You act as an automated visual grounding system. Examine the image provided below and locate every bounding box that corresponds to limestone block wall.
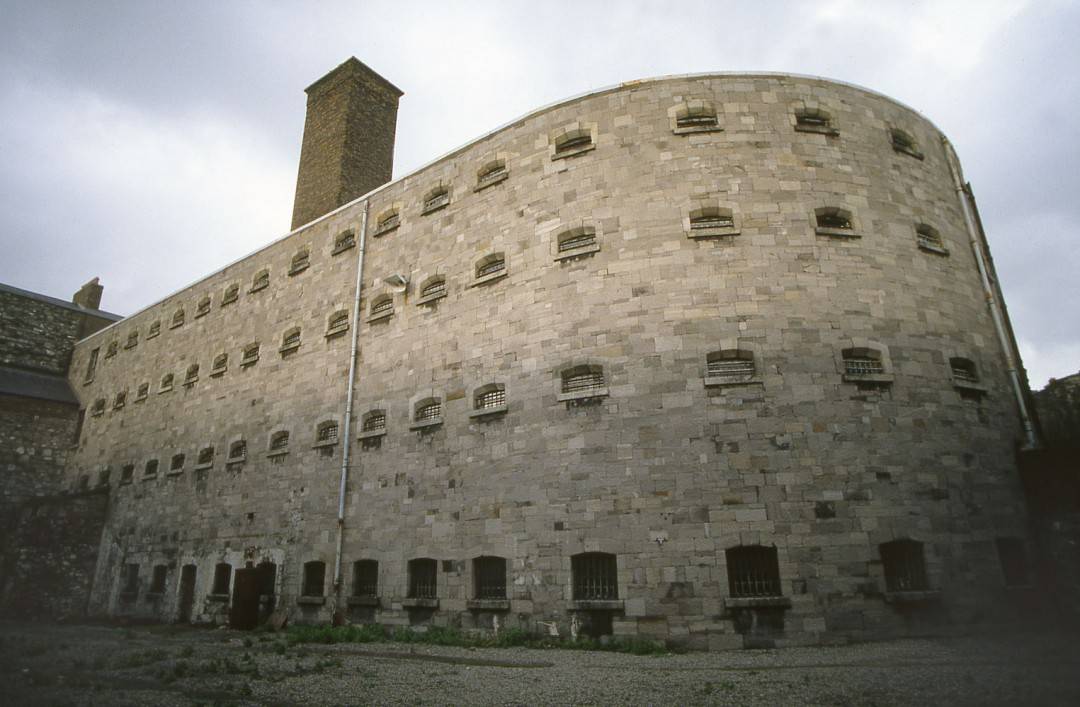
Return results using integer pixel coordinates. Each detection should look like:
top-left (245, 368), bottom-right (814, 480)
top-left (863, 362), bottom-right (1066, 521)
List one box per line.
top-left (67, 73), bottom-right (1029, 646)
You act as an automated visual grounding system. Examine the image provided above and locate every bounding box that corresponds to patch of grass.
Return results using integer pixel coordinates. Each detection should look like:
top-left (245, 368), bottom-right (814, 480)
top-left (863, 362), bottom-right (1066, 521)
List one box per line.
top-left (179, 645), bottom-right (195, 658)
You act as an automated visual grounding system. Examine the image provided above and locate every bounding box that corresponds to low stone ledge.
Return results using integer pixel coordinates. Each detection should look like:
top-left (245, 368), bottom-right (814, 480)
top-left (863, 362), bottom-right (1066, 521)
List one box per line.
top-left (723, 596), bottom-right (792, 610)
top-left (570, 599), bottom-right (624, 611)
top-left (297, 595), bottom-right (326, 606)
top-left (884, 590), bottom-right (941, 604)
top-left (401, 597), bottom-right (439, 609)
top-left (347, 595), bottom-right (380, 607)
top-left (467, 599), bottom-right (511, 611)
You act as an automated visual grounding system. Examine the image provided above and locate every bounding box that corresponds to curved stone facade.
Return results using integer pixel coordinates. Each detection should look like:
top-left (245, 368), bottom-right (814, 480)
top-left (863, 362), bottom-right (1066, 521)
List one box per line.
top-left (65, 73), bottom-right (1029, 647)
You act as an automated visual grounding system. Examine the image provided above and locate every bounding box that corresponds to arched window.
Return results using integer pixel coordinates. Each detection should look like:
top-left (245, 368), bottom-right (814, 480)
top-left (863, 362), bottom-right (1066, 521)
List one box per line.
top-left (706, 349), bottom-right (756, 383)
top-left (159, 373), bottom-right (174, 393)
top-left (414, 398), bottom-right (442, 425)
top-left (842, 347), bottom-right (884, 376)
top-left (555, 226), bottom-right (599, 258)
top-left (269, 430), bottom-right (290, 452)
top-left (950, 357), bottom-right (979, 385)
top-left (241, 343), bottom-right (260, 367)
top-left (221, 283), bottom-right (239, 305)
top-left (560, 365), bottom-right (607, 399)
top-left (814, 207), bottom-right (855, 235)
top-left (725, 545), bottom-right (782, 598)
top-left (572, 552), bottom-right (618, 600)
top-left (125, 330), bottom-right (139, 349)
top-left (553, 128), bottom-right (594, 159)
top-left (326, 310), bottom-right (350, 337)
top-left (362, 410), bottom-right (386, 433)
top-left (147, 320), bottom-right (161, 338)
top-left (211, 353), bottom-right (228, 376)
top-left (418, 276), bottom-right (447, 303)
top-left (250, 269), bottom-right (270, 293)
top-left (170, 308), bottom-right (185, 328)
top-left (280, 327), bottom-right (301, 354)
top-left (373, 209), bottom-right (399, 236)
top-left (915, 223), bottom-right (946, 253)
top-left (474, 252), bottom-right (507, 281)
top-left (228, 439), bottom-right (247, 462)
top-left (195, 296), bottom-right (211, 318)
top-left (197, 446), bottom-right (214, 466)
top-left (290, 249), bottom-right (310, 275)
top-left (113, 390), bottom-right (127, 409)
top-left (91, 398), bottom-right (106, 416)
top-left (794, 107), bottom-right (838, 135)
top-left (332, 230), bottom-right (356, 255)
top-left (890, 128), bottom-right (924, 159)
top-left (474, 383), bottom-right (506, 411)
top-left (369, 295), bottom-right (394, 319)
top-left (476, 159), bottom-right (508, 190)
top-left (184, 364), bottom-right (199, 386)
top-left (421, 186), bottom-right (450, 214)
top-left (170, 453), bottom-right (185, 472)
top-left (673, 100), bottom-right (720, 133)
top-left (316, 420), bottom-right (339, 444)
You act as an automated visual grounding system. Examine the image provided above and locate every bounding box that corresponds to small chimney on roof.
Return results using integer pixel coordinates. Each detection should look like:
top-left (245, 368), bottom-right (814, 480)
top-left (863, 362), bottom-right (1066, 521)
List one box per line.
top-left (72, 277), bottom-right (103, 310)
top-left (291, 57), bottom-right (403, 230)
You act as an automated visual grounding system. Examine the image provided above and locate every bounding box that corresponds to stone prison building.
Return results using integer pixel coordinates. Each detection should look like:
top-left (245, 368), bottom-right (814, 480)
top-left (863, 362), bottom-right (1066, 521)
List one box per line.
top-left (18, 58), bottom-right (1046, 648)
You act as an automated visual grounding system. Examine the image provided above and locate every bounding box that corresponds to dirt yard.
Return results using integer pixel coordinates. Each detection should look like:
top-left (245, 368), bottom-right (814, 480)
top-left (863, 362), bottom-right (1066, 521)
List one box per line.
top-left (2, 621), bottom-right (1079, 706)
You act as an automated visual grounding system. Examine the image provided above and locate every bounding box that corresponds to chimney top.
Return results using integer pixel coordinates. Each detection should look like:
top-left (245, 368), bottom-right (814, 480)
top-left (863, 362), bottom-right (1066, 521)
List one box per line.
top-left (72, 278), bottom-right (103, 310)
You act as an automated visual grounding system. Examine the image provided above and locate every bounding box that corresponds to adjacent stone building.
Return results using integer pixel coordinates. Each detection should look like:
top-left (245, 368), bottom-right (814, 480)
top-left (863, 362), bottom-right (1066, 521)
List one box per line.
top-left (53, 61), bottom-right (1039, 646)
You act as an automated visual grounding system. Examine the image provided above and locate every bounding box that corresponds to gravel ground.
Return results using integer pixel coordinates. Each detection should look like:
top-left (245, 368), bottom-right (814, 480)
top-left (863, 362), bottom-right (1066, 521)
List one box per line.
top-left (2, 621), bottom-right (1079, 706)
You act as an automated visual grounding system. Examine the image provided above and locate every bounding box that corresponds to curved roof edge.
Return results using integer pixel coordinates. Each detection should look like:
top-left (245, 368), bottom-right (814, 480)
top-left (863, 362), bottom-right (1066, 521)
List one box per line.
top-left (79, 71), bottom-right (947, 345)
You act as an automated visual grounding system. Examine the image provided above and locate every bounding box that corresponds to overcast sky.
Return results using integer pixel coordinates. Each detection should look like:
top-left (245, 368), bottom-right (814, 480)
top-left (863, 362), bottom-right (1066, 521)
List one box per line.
top-left (1, 0), bottom-right (1077, 388)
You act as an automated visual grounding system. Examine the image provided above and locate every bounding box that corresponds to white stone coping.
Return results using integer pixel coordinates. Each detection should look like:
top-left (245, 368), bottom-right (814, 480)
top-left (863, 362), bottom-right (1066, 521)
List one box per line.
top-left (409, 418), bottom-right (443, 431)
top-left (468, 404), bottom-right (508, 419)
top-left (557, 387), bottom-right (609, 403)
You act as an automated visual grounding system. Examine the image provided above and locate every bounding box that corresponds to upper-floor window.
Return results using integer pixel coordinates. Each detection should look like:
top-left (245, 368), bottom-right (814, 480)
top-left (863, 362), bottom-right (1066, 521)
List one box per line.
top-left (113, 390), bottom-right (127, 409)
top-left (280, 327), bottom-right (302, 355)
top-left (421, 186), bottom-right (451, 215)
top-left (170, 453), bottom-right (185, 472)
top-left (290, 249), bottom-right (310, 275)
top-left (794, 107), bottom-right (838, 136)
top-left (687, 205), bottom-right (739, 239)
top-left (560, 365), bottom-right (607, 400)
top-left (880, 539), bottom-right (929, 592)
top-left (269, 430), bottom-right (290, 452)
top-left (159, 373), bottom-right (174, 393)
top-left (571, 552), bottom-right (618, 600)
top-left (143, 459), bottom-right (158, 478)
top-left (184, 364), bottom-right (199, 386)
top-left (814, 207), bottom-right (857, 237)
top-left (135, 382), bottom-right (149, 401)
top-left (706, 349), bottom-right (757, 385)
top-left (474, 252), bottom-right (507, 283)
top-left (316, 420), bottom-right (339, 444)
top-left (84, 348), bottom-right (99, 383)
top-left (362, 410), bottom-right (386, 433)
top-left (332, 230), bottom-right (356, 255)
top-left (228, 439), bottom-right (247, 462)
top-left (369, 294), bottom-right (394, 321)
top-left (555, 226), bottom-right (599, 259)
top-left (373, 209), bottom-right (400, 236)
top-left (915, 224), bottom-right (948, 254)
top-left (726, 545), bottom-right (782, 598)
top-left (241, 343), bottom-right (260, 367)
top-left (475, 159), bottom-right (508, 191)
top-left (672, 100), bottom-right (720, 134)
top-left (250, 269), bottom-right (270, 293)
top-left (474, 383), bottom-right (506, 411)
top-left (890, 128), bottom-right (924, 159)
top-left (221, 283), bottom-right (239, 306)
top-left (147, 320), bottom-right (161, 339)
top-left (195, 296), bottom-right (211, 318)
top-left (842, 347), bottom-right (884, 376)
top-left (326, 310), bottom-right (350, 337)
top-left (124, 331), bottom-right (139, 349)
top-left (91, 398), bottom-right (105, 416)
top-left (211, 353), bottom-right (228, 376)
top-left (197, 446), bottom-right (214, 466)
top-left (170, 308), bottom-right (185, 329)
top-left (553, 127), bottom-right (595, 159)
top-left (105, 341), bottom-right (118, 358)
top-left (418, 276), bottom-right (447, 304)
top-left (413, 398), bottom-right (443, 428)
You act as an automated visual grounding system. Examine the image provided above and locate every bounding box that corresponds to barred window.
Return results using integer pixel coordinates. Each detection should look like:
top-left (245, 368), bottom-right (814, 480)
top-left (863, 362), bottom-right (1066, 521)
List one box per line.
top-left (572, 552), bottom-right (618, 600)
top-left (370, 295), bottom-right (393, 317)
top-left (794, 107), bottom-right (837, 135)
top-left (473, 556), bottom-right (507, 600)
top-left (333, 230), bottom-right (356, 254)
top-left (171, 308), bottom-right (185, 328)
top-left (290, 249), bottom-right (310, 274)
top-left (197, 446), bottom-right (214, 465)
top-left (228, 440), bottom-right (247, 461)
top-left (554, 129), bottom-right (593, 157)
top-left (890, 128), bottom-right (923, 159)
top-left (706, 350), bottom-right (755, 380)
top-left (143, 459), bottom-right (157, 478)
top-left (408, 558), bottom-right (438, 599)
top-left (352, 559), bottom-right (379, 598)
top-left (303, 560), bottom-right (326, 597)
top-left (195, 296), bottom-right (211, 318)
top-left (160, 374), bottom-right (174, 392)
top-left (135, 382), bottom-right (149, 401)
top-left (415, 400), bottom-right (442, 423)
top-left (726, 545), bottom-right (782, 598)
top-left (125, 331), bottom-right (139, 349)
top-left (950, 357), bottom-right (979, 384)
top-left (842, 348), bottom-right (884, 376)
top-left (222, 284), bottom-right (239, 305)
top-left (122, 464), bottom-right (136, 483)
top-left (250, 269), bottom-right (269, 292)
top-left (327, 310), bottom-right (350, 336)
top-left (362, 410), bottom-right (386, 432)
top-left (119, 463), bottom-right (133, 482)
top-left (91, 398), bottom-right (105, 415)
top-left (916, 224), bottom-right (945, 252)
top-left (420, 276), bottom-right (446, 301)
top-left (97, 468), bottom-right (110, 487)
top-left (212, 563), bottom-right (231, 595)
top-left (113, 390), bottom-right (127, 409)
top-left (148, 320), bottom-right (161, 338)
top-left (475, 253), bottom-right (506, 279)
top-left (170, 453), bottom-right (185, 471)
top-left (373, 210), bottom-right (399, 236)
top-left (475, 384), bottom-right (506, 410)
top-left (211, 353), bottom-right (228, 374)
top-left (690, 206), bottom-right (735, 231)
top-left (561, 366), bottom-right (605, 395)
top-left (422, 187), bottom-right (450, 214)
top-left (281, 327), bottom-right (301, 351)
top-left (122, 564), bottom-right (139, 596)
top-left (815, 207), bottom-right (853, 231)
top-left (476, 160), bottom-right (507, 189)
top-left (270, 430), bottom-right (290, 451)
top-left (150, 565), bottom-right (168, 594)
top-left (880, 539), bottom-right (929, 592)
top-left (105, 341), bottom-right (118, 358)
top-left (84, 348), bottom-right (99, 382)
top-left (184, 364), bottom-right (199, 385)
top-left (317, 420), bottom-right (339, 443)
top-left (242, 343), bottom-right (260, 367)
top-left (557, 226), bottom-right (597, 253)
top-left (675, 105), bottom-right (718, 130)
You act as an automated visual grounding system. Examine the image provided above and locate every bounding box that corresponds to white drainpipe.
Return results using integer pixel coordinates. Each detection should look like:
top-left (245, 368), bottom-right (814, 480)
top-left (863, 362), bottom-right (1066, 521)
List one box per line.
top-left (941, 137), bottom-right (1039, 451)
top-left (333, 201), bottom-right (370, 599)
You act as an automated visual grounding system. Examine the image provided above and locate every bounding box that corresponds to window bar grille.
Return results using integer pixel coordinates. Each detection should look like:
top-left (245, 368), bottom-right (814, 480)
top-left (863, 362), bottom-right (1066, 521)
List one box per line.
top-left (691, 214), bottom-right (734, 229)
top-left (558, 232), bottom-right (596, 252)
top-left (416, 403), bottom-right (441, 422)
top-left (271, 433), bottom-right (289, 450)
top-left (371, 298), bottom-right (393, 315)
top-left (478, 165), bottom-right (506, 185)
top-left (563, 371), bottom-right (605, 394)
top-left (727, 548), bottom-right (782, 598)
top-left (474, 558), bottom-right (506, 600)
top-left (557, 134), bottom-right (592, 153)
top-left (818, 213), bottom-right (852, 229)
top-left (477, 259), bottom-right (505, 277)
top-left (363, 412), bottom-right (386, 431)
top-left (409, 561), bottom-right (437, 598)
top-left (318, 424), bottom-right (338, 442)
top-left (476, 388), bottom-right (506, 409)
top-left (882, 543), bottom-right (928, 592)
top-left (422, 280), bottom-right (446, 299)
top-left (424, 192), bottom-right (449, 211)
top-left (677, 113), bottom-right (717, 128)
top-left (375, 213), bottom-right (399, 234)
top-left (797, 113), bottom-right (829, 127)
top-left (844, 357), bottom-right (883, 376)
top-left (951, 363), bottom-right (979, 384)
top-left (353, 561), bottom-right (378, 597)
top-left (707, 359), bottom-right (755, 378)
top-left (572, 555), bottom-right (618, 600)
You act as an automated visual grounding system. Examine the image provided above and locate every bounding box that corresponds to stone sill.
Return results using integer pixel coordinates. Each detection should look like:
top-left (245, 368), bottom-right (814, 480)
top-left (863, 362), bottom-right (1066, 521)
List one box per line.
top-left (166, 469), bottom-right (184, 477)
top-left (815, 227), bottom-right (861, 239)
top-left (83, 377), bottom-right (94, 385)
top-left (401, 597), bottom-right (439, 609)
top-left (571, 599), bottom-right (624, 611)
top-left (325, 326), bottom-right (349, 339)
top-left (312, 440), bottom-right (338, 449)
top-left (467, 599), bottom-right (511, 611)
top-left (469, 405), bottom-right (508, 419)
top-left (553, 143), bottom-right (595, 160)
top-left (113, 404), bottom-right (125, 411)
top-left (210, 369), bottom-right (227, 378)
top-left (470, 270), bottom-right (508, 288)
top-left (159, 387), bottom-right (173, 394)
top-left (119, 592), bottom-right (138, 602)
top-left (194, 462), bottom-right (213, 471)
top-left (347, 596), bottom-right (381, 607)
top-left (372, 223), bottom-right (399, 238)
top-left (119, 479), bottom-right (133, 486)
top-left (673, 124), bottom-right (723, 136)
top-left (795, 124), bottom-right (839, 137)
top-left (687, 227), bottom-right (740, 240)
top-left (134, 396), bottom-right (148, 403)
top-left (357, 429), bottom-right (387, 440)
top-left (240, 358), bottom-right (259, 368)
top-left (249, 283), bottom-right (268, 294)
top-left (207, 593), bottom-right (229, 602)
top-left (918, 243), bottom-right (950, 256)
top-left (557, 388), bottom-right (609, 403)
top-left (704, 376), bottom-right (763, 388)
top-left (554, 243), bottom-right (601, 261)
top-left (420, 200), bottom-right (450, 215)
top-left (226, 458), bottom-right (246, 467)
top-left (288, 264), bottom-right (310, 276)
top-left (141, 474), bottom-right (157, 482)
top-left (410, 419), bottom-right (443, 431)
top-left (183, 379), bottom-right (197, 387)
top-left (279, 343), bottom-right (301, 355)
top-left (194, 311), bottom-right (209, 319)
top-left (145, 592), bottom-right (165, 600)
top-left (723, 596), bottom-right (791, 610)
top-left (220, 298), bottom-right (237, 307)
top-left (297, 595), bottom-right (326, 606)
top-left (266, 449), bottom-right (289, 458)
top-left (415, 292), bottom-right (446, 306)
top-left (842, 373), bottom-right (894, 385)
top-left (953, 381), bottom-right (988, 393)
top-left (169, 322), bottom-right (183, 330)
top-left (124, 342), bottom-right (138, 350)
top-left (91, 411), bottom-right (104, 417)
top-left (474, 172), bottom-right (508, 191)
top-left (366, 311), bottom-right (394, 324)
top-left (893, 145), bottom-right (925, 160)
top-left (884, 590), bottom-right (940, 604)
top-left (331, 243), bottom-right (356, 256)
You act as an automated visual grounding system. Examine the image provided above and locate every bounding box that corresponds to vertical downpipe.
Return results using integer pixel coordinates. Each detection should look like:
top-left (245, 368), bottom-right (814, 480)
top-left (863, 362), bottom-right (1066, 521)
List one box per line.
top-left (941, 138), bottom-right (1038, 450)
top-left (333, 201), bottom-right (370, 602)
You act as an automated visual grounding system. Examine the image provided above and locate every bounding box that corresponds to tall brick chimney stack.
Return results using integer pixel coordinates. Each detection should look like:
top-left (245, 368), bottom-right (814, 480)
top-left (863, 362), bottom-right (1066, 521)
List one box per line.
top-left (72, 277), bottom-right (103, 310)
top-left (290, 58), bottom-right (403, 230)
